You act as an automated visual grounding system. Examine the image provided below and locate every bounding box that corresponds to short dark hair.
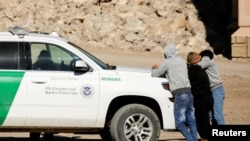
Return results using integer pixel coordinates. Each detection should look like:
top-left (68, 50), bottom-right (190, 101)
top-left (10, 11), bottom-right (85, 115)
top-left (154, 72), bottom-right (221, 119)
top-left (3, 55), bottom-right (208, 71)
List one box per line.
top-left (199, 50), bottom-right (214, 59)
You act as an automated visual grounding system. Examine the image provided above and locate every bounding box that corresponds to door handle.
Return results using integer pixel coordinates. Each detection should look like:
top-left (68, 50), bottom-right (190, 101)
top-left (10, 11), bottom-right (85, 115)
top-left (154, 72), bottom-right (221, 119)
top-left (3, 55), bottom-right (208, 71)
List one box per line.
top-left (32, 81), bottom-right (47, 84)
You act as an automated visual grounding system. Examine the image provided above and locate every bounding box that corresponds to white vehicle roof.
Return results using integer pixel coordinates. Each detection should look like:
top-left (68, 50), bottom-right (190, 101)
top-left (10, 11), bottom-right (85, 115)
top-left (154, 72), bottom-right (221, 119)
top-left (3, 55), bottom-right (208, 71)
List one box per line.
top-left (0, 26), bottom-right (68, 43)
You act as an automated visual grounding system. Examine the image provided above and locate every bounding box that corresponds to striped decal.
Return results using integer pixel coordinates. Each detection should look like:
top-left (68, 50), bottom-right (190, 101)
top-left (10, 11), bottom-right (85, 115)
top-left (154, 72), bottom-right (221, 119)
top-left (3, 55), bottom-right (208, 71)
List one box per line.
top-left (0, 71), bottom-right (24, 124)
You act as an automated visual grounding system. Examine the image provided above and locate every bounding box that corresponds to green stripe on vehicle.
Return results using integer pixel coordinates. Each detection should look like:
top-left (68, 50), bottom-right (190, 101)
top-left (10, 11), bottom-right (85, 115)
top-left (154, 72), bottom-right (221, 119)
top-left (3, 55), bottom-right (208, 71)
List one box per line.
top-left (0, 71), bottom-right (25, 125)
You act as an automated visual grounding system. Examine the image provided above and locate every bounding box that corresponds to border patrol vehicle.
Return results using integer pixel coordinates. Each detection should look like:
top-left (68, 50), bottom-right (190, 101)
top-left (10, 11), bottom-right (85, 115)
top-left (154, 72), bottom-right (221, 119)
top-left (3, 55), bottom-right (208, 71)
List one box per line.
top-left (0, 26), bottom-right (175, 141)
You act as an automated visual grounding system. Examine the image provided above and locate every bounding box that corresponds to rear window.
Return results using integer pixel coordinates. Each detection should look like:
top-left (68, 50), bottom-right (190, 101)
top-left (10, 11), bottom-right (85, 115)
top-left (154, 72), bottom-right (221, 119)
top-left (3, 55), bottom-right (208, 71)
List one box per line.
top-left (0, 42), bottom-right (30, 70)
top-left (0, 42), bottom-right (19, 69)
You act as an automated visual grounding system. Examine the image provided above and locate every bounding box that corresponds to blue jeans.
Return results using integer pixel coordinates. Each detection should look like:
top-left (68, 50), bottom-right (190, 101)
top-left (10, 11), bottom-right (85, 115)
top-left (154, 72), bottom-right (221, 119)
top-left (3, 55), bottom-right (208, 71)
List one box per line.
top-left (174, 93), bottom-right (197, 141)
top-left (211, 86), bottom-right (225, 125)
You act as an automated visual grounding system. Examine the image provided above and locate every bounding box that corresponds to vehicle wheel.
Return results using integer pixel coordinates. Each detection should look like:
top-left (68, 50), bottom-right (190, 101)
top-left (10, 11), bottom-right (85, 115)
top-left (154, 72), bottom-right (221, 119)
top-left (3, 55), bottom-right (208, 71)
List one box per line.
top-left (110, 104), bottom-right (161, 141)
top-left (29, 132), bottom-right (40, 141)
top-left (44, 133), bottom-right (54, 141)
top-left (100, 120), bottom-right (112, 141)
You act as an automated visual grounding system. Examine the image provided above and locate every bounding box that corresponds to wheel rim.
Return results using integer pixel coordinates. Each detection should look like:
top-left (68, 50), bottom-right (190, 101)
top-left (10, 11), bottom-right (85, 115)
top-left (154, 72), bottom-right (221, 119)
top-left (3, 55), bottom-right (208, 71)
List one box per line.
top-left (124, 113), bottom-right (153, 141)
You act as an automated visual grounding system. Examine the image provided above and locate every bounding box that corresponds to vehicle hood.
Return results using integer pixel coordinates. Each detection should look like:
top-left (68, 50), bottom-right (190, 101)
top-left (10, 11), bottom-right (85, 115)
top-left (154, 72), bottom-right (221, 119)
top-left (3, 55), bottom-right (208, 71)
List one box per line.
top-left (115, 66), bottom-right (152, 76)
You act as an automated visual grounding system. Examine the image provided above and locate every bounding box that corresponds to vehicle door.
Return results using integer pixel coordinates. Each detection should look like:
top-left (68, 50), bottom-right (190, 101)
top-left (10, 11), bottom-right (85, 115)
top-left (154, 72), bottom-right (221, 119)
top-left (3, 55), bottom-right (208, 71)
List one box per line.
top-left (0, 42), bottom-right (28, 126)
top-left (25, 43), bottom-right (100, 127)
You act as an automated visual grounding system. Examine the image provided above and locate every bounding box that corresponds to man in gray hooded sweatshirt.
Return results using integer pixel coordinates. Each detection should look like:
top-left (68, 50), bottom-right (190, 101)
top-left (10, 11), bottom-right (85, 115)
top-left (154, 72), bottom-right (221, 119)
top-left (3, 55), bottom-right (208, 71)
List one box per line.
top-left (152, 43), bottom-right (197, 141)
top-left (198, 50), bottom-right (225, 125)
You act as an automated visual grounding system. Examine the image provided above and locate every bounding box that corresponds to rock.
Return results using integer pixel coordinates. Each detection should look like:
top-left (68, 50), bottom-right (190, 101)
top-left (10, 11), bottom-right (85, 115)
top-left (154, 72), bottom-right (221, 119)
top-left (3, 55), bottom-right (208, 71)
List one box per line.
top-left (0, 0), bottom-right (212, 54)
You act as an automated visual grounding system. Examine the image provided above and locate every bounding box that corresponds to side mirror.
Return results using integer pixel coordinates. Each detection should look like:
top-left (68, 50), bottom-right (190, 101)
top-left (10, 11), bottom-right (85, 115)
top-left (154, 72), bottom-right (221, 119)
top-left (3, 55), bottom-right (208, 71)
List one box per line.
top-left (74, 60), bottom-right (90, 72)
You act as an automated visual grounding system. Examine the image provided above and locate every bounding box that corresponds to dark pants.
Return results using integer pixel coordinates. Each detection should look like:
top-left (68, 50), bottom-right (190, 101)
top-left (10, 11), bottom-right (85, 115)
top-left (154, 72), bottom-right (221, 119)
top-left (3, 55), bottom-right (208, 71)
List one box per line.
top-left (194, 94), bottom-right (213, 139)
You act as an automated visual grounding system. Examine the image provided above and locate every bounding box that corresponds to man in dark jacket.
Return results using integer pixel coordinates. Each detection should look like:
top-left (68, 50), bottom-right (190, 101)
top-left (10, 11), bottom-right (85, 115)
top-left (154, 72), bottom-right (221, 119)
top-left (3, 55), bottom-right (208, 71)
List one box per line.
top-left (187, 52), bottom-right (214, 141)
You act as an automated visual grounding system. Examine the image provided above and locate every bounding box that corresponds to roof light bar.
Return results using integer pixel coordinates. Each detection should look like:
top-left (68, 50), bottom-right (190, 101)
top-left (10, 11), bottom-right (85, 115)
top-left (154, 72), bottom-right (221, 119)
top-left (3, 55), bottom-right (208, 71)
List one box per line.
top-left (8, 26), bottom-right (29, 38)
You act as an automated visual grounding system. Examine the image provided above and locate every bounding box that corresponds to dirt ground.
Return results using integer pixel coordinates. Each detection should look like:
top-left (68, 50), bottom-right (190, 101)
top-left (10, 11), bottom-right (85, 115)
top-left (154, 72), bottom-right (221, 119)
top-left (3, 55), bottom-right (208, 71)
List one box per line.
top-left (0, 48), bottom-right (249, 140)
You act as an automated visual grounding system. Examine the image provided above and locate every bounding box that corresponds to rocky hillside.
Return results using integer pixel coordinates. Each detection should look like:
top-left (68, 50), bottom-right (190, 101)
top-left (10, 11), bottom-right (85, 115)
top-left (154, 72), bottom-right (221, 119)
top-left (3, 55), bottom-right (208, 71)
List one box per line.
top-left (0, 0), bottom-right (211, 55)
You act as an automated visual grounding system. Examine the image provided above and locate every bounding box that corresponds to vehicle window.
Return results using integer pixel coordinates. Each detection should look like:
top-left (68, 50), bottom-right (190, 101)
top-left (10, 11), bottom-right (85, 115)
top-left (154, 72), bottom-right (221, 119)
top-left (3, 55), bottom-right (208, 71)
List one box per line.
top-left (68, 42), bottom-right (109, 69)
top-left (0, 42), bottom-right (26, 70)
top-left (31, 43), bottom-right (80, 71)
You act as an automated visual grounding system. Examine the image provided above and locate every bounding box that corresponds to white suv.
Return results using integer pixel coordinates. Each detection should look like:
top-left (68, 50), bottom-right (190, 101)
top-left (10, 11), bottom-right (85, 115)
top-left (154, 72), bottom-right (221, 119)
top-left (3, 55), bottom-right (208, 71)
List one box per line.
top-left (0, 26), bottom-right (175, 141)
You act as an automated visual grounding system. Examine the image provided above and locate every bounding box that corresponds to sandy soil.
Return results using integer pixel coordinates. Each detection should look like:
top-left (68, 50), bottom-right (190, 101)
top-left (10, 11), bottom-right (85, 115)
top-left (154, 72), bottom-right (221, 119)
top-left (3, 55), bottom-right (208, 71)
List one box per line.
top-left (0, 48), bottom-right (249, 140)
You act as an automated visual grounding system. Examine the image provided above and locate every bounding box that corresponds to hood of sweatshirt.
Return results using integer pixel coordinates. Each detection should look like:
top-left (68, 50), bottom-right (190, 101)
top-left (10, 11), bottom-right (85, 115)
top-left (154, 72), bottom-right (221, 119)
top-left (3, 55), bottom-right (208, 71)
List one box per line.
top-left (164, 43), bottom-right (177, 58)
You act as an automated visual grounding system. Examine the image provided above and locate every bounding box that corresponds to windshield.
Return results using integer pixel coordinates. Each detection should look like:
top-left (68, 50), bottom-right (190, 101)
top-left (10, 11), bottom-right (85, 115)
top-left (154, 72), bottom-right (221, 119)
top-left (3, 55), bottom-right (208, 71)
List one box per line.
top-left (68, 42), bottom-right (115, 69)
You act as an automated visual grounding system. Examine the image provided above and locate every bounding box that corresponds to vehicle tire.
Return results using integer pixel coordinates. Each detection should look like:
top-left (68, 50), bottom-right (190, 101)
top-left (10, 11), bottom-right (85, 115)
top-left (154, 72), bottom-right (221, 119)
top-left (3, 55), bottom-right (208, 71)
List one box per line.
top-left (29, 132), bottom-right (40, 141)
top-left (44, 132), bottom-right (54, 141)
top-left (100, 128), bottom-right (112, 141)
top-left (110, 104), bottom-right (161, 141)
top-left (99, 124), bottom-right (112, 141)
